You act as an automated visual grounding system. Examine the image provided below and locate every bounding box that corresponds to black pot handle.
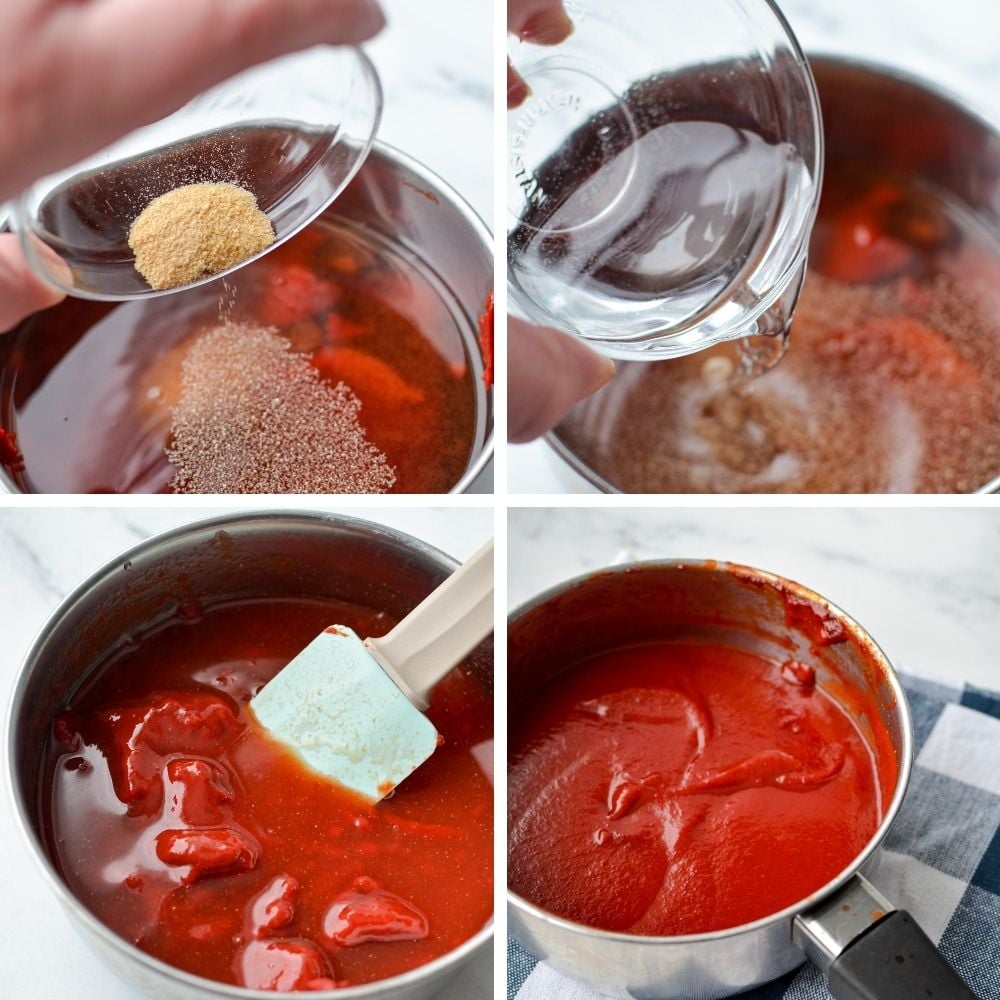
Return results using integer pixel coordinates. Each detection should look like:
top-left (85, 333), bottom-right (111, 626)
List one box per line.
top-left (793, 875), bottom-right (977, 1000)
top-left (827, 909), bottom-right (976, 1000)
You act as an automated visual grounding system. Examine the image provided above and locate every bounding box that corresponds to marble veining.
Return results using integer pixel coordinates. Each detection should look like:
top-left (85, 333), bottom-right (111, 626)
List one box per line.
top-left (370, 0), bottom-right (492, 226)
top-left (782, 0), bottom-right (1000, 113)
top-left (509, 507), bottom-right (1000, 690)
top-left (0, 505), bottom-right (491, 1000)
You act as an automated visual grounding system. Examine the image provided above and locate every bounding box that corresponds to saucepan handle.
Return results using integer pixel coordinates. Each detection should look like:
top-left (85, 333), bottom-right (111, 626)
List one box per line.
top-left (793, 874), bottom-right (976, 1000)
top-left (827, 910), bottom-right (975, 1000)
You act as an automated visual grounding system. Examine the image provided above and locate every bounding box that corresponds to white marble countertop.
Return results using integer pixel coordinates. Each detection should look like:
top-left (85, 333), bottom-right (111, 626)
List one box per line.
top-left (509, 506), bottom-right (1000, 690)
top-left (509, 0), bottom-right (1000, 493)
top-left (370, 0), bottom-right (492, 228)
top-left (0, 505), bottom-right (492, 1000)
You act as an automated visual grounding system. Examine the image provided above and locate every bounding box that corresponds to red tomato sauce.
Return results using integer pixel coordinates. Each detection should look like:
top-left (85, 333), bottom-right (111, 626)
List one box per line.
top-left (1, 217), bottom-right (481, 494)
top-left (42, 598), bottom-right (493, 991)
top-left (509, 641), bottom-right (889, 935)
top-left (0, 426), bottom-right (23, 472)
top-left (477, 293), bottom-right (494, 388)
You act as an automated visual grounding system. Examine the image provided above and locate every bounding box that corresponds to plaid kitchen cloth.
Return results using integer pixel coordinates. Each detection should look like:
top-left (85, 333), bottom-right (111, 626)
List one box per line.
top-left (508, 673), bottom-right (1000, 1000)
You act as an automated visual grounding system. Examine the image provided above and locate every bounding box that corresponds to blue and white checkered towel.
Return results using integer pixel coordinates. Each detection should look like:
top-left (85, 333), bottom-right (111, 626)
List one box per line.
top-left (508, 673), bottom-right (1000, 1000)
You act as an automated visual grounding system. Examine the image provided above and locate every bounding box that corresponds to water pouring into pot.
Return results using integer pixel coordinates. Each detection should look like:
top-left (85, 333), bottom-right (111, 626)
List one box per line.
top-left (507, 0), bottom-right (823, 371)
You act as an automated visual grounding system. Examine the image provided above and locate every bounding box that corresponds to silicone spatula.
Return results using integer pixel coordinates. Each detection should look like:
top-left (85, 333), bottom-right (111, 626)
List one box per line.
top-left (250, 539), bottom-right (493, 803)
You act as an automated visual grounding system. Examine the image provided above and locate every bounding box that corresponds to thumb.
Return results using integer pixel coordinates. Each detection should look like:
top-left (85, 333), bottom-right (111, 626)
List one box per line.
top-left (508, 0), bottom-right (573, 42)
top-left (0, 235), bottom-right (67, 332)
top-left (509, 317), bottom-right (615, 443)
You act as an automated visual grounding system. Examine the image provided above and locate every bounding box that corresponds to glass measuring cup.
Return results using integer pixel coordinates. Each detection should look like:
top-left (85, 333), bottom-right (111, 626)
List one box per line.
top-left (9, 45), bottom-right (381, 300)
top-left (507, 0), bottom-right (823, 363)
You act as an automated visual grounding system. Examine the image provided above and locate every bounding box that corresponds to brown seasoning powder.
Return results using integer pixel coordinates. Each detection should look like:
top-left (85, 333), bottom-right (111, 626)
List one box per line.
top-left (128, 182), bottom-right (275, 290)
top-left (555, 271), bottom-right (1000, 493)
top-left (166, 322), bottom-right (397, 494)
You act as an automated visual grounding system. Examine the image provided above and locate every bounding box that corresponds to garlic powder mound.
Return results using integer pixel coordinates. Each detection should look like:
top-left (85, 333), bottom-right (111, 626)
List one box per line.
top-left (128, 182), bottom-right (275, 290)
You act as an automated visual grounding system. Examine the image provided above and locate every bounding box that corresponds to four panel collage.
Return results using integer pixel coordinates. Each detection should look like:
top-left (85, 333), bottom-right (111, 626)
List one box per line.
top-left (0, 2), bottom-right (997, 1000)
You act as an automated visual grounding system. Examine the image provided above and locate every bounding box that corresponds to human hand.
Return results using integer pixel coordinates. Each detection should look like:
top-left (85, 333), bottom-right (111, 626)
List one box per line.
top-left (507, 0), bottom-right (573, 106)
top-left (0, 0), bottom-right (385, 331)
top-left (509, 317), bottom-right (614, 444)
top-left (507, 2), bottom-right (613, 442)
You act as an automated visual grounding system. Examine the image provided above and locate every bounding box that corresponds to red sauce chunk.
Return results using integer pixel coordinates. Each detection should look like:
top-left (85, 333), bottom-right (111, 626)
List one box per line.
top-left (477, 292), bottom-right (494, 388)
top-left (0, 426), bottom-right (24, 471)
top-left (43, 599), bottom-right (493, 991)
top-left (508, 641), bottom-right (892, 935)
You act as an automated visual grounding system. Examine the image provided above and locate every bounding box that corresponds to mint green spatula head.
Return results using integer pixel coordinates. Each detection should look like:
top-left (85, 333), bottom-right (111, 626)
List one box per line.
top-left (250, 540), bottom-right (494, 803)
top-left (250, 626), bottom-right (439, 802)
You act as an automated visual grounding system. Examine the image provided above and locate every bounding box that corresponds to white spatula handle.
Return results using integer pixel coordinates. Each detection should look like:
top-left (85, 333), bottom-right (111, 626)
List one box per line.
top-left (365, 539), bottom-right (494, 708)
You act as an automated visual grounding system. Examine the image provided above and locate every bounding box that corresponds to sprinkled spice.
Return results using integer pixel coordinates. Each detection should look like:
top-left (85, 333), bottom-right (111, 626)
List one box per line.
top-left (557, 271), bottom-right (1000, 493)
top-left (128, 183), bottom-right (275, 290)
top-left (166, 322), bottom-right (396, 494)
top-left (554, 163), bottom-right (1000, 494)
top-left (3, 217), bottom-right (477, 494)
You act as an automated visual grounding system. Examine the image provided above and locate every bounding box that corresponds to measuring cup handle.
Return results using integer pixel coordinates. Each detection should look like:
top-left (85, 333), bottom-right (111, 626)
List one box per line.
top-left (827, 910), bottom-right (976, 1000)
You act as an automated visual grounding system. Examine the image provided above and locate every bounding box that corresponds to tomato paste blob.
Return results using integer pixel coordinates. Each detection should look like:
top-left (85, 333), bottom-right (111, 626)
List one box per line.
top-left (42, 598), bottom-right (493, 991)
top-left (509, 641), bottom-right (889, 935)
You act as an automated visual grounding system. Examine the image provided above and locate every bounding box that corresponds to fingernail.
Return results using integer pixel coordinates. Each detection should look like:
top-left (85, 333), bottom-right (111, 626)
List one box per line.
top-left (508, 64), bottom-right (531, 108)
top-left (521, 7), bottom-right (574, 45)
top-left (585, 355), bottom-right (616, 397)
top-left (561, 338), bottom-right (615, 404)
top-left (32, 238), bottom-right (73, 297)
top-left (346, 0), bottom-right (386, 42)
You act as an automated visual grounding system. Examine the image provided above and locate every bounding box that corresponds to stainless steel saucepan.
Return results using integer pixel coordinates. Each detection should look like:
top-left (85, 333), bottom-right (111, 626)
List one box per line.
top-left (0, 143), bottom-right (494, 495)
top-left (7, 511), bottom-right (494, 1000)
top-left (508, 561), bottom-right (974, 1000)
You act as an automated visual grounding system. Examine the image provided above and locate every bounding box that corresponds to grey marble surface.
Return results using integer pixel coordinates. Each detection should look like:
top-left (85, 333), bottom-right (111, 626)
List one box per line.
top-left (509, 506), bottom-right (1000, 690)
top-left (509, 0), bottom-right (1000, 492)
top-left (781, 0), bottom-right (1000, 124)
top-left (370, 0), bottom-right (492, 226)
top-left (0, 505), bottom-right (493, 1000)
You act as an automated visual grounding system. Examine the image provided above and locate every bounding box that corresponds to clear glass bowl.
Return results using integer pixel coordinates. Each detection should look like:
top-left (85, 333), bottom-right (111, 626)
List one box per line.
top-left (507, 0), bottom-right (823, 360)
top-left (10, 45), bottom-right (382, 300)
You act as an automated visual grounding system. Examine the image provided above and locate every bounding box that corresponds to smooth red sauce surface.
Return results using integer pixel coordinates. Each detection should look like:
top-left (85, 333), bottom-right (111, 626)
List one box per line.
top-left (43, 599), bottom-right (493, 991)
top-left (509, 641), bottom-right (887, 934)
